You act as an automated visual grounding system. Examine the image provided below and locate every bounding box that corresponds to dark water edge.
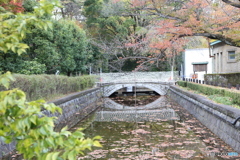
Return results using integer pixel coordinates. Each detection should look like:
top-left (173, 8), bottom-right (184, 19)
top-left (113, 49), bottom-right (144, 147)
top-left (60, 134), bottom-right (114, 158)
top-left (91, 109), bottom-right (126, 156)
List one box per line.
top-left (74, 96), bottom-right (240, 160)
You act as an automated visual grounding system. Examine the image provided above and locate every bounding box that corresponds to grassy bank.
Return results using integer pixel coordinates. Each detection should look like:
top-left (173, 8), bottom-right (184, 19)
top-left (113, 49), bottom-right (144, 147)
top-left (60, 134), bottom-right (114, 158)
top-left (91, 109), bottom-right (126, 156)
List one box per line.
top-left (177, 81), bottom-right (240, 108)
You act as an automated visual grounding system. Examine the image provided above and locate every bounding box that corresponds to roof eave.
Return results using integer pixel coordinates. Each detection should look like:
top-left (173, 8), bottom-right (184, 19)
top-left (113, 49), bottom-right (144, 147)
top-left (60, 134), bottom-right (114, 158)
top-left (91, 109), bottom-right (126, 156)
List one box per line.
top-left (210, 40), bottom-right (221, 46)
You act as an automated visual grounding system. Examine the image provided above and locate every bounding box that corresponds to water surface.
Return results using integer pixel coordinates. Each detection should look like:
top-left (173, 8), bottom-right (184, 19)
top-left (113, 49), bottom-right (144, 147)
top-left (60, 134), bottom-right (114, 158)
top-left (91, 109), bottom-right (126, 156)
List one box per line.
top-left (74, 96), bottom-right (238, 160)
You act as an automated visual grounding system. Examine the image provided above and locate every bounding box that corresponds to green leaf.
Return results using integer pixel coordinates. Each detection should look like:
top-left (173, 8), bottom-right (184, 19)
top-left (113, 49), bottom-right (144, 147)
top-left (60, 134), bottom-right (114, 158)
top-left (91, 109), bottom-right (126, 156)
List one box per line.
top-left (30, 115), bottom-right (37, 125)
top-left (52, 152), bottom-right (60, 160)
top-left (56, 137), bottom-right (64, 147)
top-left (6, 43), bottom-right (12, 49)
top-left (39, 126), bottom-right (47, 135)
top-left (67, 150), bottom-right (76, 160)
top-left (61, 126), bottom-right (68, 132)
top-left (0, 72), bottom-right (14, 89)
top-left (19, 43), bottom-right (29, 49)
top-left (72, 131), bottom-right (84, 138)
top-left (93, 135), bottom-right (102, 140)
top-left (0, 130), bottom-right (5, 136)
top-left (93, 141), bottom-right (102, 147)
top-left (45, 137), bottom-right (55, 147)
top-left (61, 131), bottom-right (71, 137)
top-left (17, 48), bottom-right (26, 55)
top-left (22, 138), bottom-right (33, 148)
top-left (5, 137), bottom-right (12, 144)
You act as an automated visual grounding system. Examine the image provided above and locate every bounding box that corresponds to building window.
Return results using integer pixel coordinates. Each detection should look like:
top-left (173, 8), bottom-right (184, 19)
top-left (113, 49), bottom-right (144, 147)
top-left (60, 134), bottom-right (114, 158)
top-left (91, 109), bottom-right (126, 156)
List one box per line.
top-left (228, 51), bottom-right (236, 60)
top-left (192, 62), bottom-right (208, 73)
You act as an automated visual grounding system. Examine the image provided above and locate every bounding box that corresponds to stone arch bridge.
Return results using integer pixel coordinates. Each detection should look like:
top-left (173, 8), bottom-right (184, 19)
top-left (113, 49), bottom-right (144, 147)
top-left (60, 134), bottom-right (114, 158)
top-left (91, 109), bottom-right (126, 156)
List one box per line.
top-left (101, 82), bottom-right (174, 97)
top-left (96, 71), bottom-right (178, 97)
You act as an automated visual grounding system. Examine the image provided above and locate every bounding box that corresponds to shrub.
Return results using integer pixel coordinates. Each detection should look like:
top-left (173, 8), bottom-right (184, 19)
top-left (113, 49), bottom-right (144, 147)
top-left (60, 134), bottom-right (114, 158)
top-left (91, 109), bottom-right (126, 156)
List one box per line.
top-left (17, 60), bottom-right (47, 75)
top-left (177, 81), bottom-right (187, 87)
top-left (205, 73), bottom-right (240, 87)
top-left (177, 81), bottom-right (240, 106)
top-left (1, 74), bottom-right (98, 101)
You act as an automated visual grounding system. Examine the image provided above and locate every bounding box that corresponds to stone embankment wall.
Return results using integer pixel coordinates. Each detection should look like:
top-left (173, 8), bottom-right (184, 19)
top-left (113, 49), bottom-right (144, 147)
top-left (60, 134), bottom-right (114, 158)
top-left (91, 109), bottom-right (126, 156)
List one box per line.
top-left (167, 85), bottom-right (240, 153)
top-left (0, 88), bottom-right (102, 159)
top-left (47, 88), bottom-right (102, 131)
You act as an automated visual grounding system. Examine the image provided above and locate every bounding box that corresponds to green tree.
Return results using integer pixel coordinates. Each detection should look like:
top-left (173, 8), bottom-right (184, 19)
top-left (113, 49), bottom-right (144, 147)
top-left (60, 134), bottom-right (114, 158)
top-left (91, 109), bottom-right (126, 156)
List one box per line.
top-left (56, 0), bottom-right (85, 21)
top-left (83, 0), bottom-right (153, 72)
top-left (0, 0), bottom-right (101, 159)
top-left (23, 0), bottom-right (38, 13)
top-left (17, 60), bottom-right (47, 74)
top-left (84, 0), bottom-right (146, 41)
top-left (23, 24), bottom-right (60, 74)
top-left (53, 20), bottom-right (90, 75)
top-left (0, 0), bottom-right (58, 54)
top-left (86, 42), bottom-right (108, 73)
top-left (1, 19), bottom-right (92, 75)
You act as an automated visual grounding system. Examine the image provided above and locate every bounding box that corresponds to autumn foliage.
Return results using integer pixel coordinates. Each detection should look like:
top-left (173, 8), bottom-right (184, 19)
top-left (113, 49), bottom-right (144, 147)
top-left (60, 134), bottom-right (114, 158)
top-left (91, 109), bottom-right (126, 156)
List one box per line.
top-left (128, 0), bottom-right (240, 47)
top-left (0, 0), bottom-right (24, 13)
top-left (83, 0), bottom-right (240, 71)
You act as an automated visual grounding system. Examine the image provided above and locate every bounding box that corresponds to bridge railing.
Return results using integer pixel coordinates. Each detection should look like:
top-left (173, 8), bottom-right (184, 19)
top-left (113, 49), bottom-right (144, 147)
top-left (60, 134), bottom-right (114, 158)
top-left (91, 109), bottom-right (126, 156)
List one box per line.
top-left (98, 71), bottom-right (179, 83)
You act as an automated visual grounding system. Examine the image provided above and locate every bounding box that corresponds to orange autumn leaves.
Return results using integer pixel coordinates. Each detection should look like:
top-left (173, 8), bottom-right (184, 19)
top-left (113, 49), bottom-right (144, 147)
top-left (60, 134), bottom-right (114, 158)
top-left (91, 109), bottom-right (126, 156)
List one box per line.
top-left (125, 0), bottom-right (240, 46)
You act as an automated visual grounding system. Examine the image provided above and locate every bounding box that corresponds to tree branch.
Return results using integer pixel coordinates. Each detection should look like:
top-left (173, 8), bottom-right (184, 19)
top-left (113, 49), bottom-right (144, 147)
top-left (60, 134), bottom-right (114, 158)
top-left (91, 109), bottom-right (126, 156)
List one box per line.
top-left (221, 0), bottom-right (240, 8)
top-left (179, 32), bottom-right (238, 46)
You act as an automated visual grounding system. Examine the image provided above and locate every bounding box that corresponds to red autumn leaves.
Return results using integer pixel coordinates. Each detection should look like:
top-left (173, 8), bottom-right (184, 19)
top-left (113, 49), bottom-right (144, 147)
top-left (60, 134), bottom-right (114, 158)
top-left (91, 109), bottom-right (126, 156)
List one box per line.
top-left (1, 0), bottom-right (24, 13)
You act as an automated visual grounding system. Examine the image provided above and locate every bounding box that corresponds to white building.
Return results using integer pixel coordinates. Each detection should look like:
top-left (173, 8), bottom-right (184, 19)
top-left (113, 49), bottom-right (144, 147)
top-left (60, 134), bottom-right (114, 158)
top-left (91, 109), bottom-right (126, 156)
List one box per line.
top-left (182, 48), bottom-right (212, 80)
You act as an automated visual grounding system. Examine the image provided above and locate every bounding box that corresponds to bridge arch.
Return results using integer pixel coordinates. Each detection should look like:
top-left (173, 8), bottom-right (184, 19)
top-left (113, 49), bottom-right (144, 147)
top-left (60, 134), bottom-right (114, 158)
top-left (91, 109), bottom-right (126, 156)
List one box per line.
top-left (102, 82), bottom-right (171, 97)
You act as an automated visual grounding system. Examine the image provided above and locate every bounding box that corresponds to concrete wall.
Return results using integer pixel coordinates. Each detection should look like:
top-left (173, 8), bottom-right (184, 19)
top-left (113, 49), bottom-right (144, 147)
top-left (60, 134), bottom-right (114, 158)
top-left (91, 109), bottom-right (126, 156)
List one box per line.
top-left (0, 88), bottom-right (102, 159)
top-left (183, 48), bottom-right (212, 80)
top-left (47, 88), bottom-right (102, 131)
top-left (167, 85), bottom-right (240, 153)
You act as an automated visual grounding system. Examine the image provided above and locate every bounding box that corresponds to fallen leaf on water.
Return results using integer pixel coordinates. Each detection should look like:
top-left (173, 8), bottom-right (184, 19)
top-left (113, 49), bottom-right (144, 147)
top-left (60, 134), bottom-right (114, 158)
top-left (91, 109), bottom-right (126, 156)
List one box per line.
top-left (131, 129), bottom-right (151, 134)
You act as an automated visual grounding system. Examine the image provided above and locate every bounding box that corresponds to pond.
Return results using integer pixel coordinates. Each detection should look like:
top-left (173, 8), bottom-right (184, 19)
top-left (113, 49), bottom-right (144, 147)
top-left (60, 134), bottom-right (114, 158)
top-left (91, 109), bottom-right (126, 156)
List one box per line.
top-left (73, 95), bottom-right (239, 160)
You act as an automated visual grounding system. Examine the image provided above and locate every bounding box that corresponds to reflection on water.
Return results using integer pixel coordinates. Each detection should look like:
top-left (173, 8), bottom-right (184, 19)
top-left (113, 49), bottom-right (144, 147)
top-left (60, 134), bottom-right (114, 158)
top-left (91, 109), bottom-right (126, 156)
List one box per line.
top-left (103, 96), bottom-right (168, 110)
top-left (74, 96), bottom-right (236, 160)
top-left (109, 95), bottom-right (160, 106)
